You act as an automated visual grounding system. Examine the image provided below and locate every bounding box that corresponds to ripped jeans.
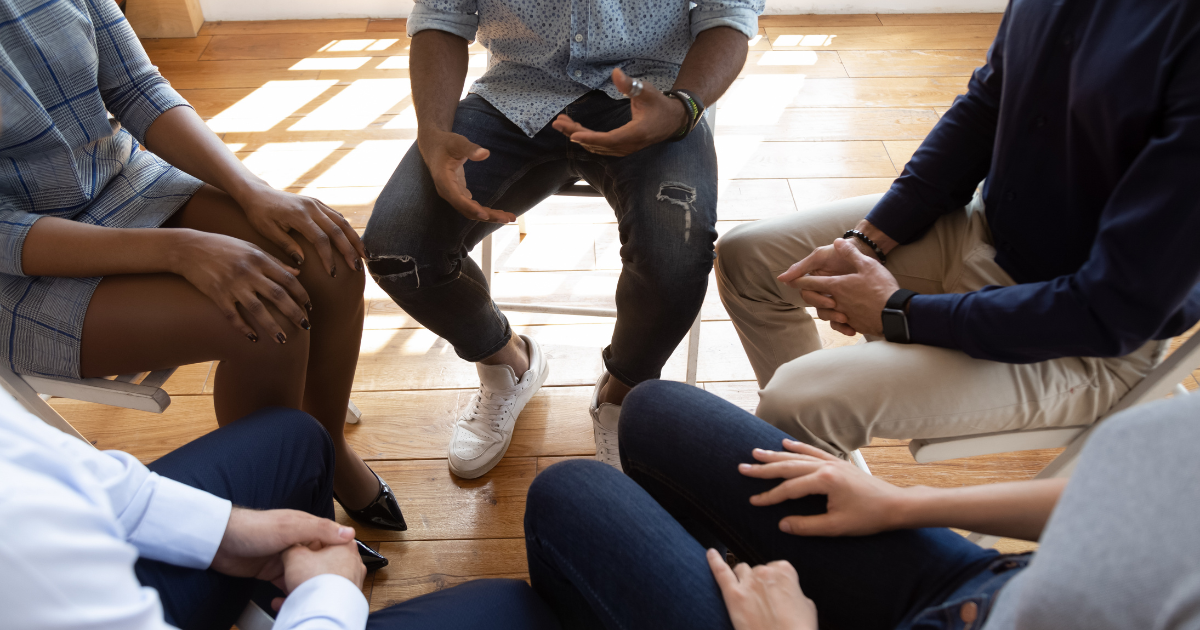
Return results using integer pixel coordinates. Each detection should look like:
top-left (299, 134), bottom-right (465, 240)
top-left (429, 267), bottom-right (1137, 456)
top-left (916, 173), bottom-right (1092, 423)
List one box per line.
top-left (363, 91), bottom-right (718, 385)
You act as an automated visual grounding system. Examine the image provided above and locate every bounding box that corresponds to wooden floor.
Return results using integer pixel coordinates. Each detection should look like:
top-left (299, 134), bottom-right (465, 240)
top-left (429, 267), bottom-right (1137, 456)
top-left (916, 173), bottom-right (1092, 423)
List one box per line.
top-left (57, 14), bottom-right (1200, 611)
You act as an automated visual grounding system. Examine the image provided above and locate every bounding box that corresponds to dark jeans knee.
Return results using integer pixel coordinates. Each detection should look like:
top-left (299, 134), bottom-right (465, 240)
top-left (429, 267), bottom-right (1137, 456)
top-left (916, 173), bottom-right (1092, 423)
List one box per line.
top-left (526, 459), bottom-right (620, 537)
top-left (618, 380), bottom-right (700, 464)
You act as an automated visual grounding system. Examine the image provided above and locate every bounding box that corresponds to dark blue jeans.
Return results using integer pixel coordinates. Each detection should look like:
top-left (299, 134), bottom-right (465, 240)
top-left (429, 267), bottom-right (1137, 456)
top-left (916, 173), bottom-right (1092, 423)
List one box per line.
top-left (363, 92), bottom-right (718, 386)
top-left (135, 407), bottom-right (559, 630)
top-left (525, 381), bottom-right (1028, 630)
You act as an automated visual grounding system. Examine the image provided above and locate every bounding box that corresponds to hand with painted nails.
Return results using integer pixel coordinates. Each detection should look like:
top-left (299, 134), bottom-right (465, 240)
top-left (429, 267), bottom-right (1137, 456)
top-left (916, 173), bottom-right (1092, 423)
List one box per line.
top-left (551, 68), bottom-right (690, 157)
top-left (417, 130), bottom-right (517, 224)
top-left (706, 549), bottom-right (817, 630)
top-left (170, 230), bottom-right (313, 343)
top-left (236, 184), bottom-right (366, 278)
top-left (739, 440), bottom-right (908, 537)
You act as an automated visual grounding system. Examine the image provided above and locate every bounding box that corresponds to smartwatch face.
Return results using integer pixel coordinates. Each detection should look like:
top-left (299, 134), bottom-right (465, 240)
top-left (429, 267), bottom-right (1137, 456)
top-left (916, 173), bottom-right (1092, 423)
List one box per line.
top-left (882, 308), bottom-right (910, 344)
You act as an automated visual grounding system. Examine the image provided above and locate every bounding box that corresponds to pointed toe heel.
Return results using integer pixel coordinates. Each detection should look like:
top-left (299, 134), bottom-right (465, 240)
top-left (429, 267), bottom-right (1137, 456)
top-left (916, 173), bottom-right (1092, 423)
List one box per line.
top-left (356, 539), bottom-right (389, 572)
top-left (335, 467), bottom-right (408, 532)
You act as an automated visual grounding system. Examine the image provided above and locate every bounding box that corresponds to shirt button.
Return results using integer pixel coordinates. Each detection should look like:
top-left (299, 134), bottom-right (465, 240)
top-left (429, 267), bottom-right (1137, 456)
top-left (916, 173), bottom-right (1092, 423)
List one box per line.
top-left (574, 69), bottom-right (582, 77)
top-left (960, 601), bottom-right (979, 625)
top-left (575, 33), bottom-right (584, 42)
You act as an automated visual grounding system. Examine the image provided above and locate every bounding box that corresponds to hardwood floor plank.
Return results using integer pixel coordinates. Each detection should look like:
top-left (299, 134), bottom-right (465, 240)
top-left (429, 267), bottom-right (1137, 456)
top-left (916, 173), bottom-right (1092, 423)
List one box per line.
top-left (740, 51), bottom-right (848, 77)
top-left (177, 87), bottom-right (259, 119)
top-left (199, 19), bottom-right (369, 35)
top-left (787, 178), bottom-right (894, 209)
top-left (715, 179), bottom-right (798, 220)
top-left (765, 25), bottom-right (997, 51)
top-left (716, 140), bottom-right (897, 179)
top-left (338, 458), bottom-right (536, 542)
top-left (199, 32), bottom-right (411, 61)
top-left (786, 77), bottom-right (967, 108)
top-left (55, 395), bottom-right (216, 462)
top-left (142, 35), bottom-right (212, 62)
top-left (865, 446), bottom-right (1063, 487)
top-left (369, 539), bottom-right (528, 609)
top-left (157, 59), bottom-right (321, 89)
top-left (839, 50), bottom-right (987, 77)
top-left (720, 107), bottom-right (940, 141)
top-left (877, 13), bottom-right (1004, 26)
top-left (759, 15), bottom-right (882, 27)
top-left (884, 140), bottom-right (923, 172)
top-left (367, 19), bottom-right (408, 32)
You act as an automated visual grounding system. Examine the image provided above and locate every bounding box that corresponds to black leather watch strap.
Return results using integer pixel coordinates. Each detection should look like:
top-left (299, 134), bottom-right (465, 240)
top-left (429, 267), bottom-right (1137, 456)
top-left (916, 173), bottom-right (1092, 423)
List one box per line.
top-left (886, 288), bottom-right (918, 312)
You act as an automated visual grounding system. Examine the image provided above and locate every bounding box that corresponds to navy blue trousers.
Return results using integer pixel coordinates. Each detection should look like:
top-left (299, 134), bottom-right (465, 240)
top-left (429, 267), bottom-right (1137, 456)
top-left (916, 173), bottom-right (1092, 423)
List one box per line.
top-left (526, 381), bottom-right (1018, 630)
top-left (135, 407), bottom-right (558, 630)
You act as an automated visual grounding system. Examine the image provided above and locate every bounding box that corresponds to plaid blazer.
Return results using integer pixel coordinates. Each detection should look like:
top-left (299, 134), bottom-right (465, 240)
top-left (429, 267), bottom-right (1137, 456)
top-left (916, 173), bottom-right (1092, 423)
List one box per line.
top-left (0, 0), bottom-right (201, 377)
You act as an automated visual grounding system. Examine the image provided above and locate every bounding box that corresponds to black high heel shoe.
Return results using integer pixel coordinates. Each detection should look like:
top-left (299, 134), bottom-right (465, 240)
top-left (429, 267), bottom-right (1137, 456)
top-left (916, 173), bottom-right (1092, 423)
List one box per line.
top-left (356, 540), bottom-right (389, 572)
top-left (335, 466), bottom-right (408, 531)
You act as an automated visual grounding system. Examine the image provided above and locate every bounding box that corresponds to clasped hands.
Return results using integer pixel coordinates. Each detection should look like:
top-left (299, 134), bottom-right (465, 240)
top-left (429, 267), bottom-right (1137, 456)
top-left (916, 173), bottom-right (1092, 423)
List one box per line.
top-left (710, 439), bottom-right (911, 630)
top-left (420, 67), bottom-right (688, 224)
top-left (210, 508), bottom-right (366, 612)
top-left (778, 237), bottom-right (900, 337)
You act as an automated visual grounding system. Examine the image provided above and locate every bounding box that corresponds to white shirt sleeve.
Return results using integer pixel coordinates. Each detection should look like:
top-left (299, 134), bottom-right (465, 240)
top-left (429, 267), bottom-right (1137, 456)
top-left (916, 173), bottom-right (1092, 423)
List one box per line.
top-left (273, 575), bottom-right (370, 630)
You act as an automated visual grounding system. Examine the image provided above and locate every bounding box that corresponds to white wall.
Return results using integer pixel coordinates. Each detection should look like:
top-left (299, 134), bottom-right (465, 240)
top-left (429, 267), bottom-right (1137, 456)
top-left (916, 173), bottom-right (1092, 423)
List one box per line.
top-left (198, 0), bottom-right (1005, 23)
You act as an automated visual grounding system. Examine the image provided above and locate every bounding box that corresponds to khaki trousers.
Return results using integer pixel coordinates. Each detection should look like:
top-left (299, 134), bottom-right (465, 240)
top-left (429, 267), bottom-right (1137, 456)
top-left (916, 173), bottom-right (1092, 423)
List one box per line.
top-left (714, 193), bottom-right (1166, 455)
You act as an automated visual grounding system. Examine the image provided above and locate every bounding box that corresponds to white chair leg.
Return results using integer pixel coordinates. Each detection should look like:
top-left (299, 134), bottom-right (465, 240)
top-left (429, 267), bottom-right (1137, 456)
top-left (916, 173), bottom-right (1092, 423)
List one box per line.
top-left (1173, 383), bottom-right (1190, 397)
top-left (685, 312), bottom-right (701, 386)
top-left (849, 449), bottom-right (871, 475)
top-left (0, 365), bottom-right (91, 444)
top-left (966, 532), bottom-right (1001, 548)
top-left (517, 213), bottom-right (528, 236)
top-left (481, 233), bottom-right (493, 284)
top-left (345, 400), bottom-right (362, 425)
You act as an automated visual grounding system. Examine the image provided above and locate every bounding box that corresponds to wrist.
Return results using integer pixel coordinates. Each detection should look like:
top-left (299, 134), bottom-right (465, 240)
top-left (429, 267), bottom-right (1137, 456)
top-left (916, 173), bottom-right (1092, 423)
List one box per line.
top-left (853, 220), bottom-right (898, 255)
top-left (888, 485), bottom-right (934, 530)
top-left (165, 229), bottom-right (206, 276)
top-left (226, 178), bottom-right (272, 206)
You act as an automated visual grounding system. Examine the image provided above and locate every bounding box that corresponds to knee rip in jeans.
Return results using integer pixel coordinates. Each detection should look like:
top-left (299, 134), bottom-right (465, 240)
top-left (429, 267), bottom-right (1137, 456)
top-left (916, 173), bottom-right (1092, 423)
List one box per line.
top-left (366, 254), bottom-right (420, 288)
top-left (657, 181), bottom-right (697, 242)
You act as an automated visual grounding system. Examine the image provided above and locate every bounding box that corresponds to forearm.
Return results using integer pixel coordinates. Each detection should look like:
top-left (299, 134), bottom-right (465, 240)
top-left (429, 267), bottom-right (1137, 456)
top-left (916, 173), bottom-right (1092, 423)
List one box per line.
top-left (892, 478), bottom-right (1067, 541)
top-left (21, 217), bottom-right (196, 277)
top-left (673, 26), bottom-right (749, 106)
top-left (411, 29), bottom-right (471, 143)
top-left (143, 106), bottom-right (268, 202)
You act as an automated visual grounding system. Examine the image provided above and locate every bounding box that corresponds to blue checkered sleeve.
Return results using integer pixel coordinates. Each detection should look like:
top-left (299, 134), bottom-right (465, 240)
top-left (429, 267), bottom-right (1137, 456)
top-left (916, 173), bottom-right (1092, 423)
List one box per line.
top-left (691, 0), bottom-right (763, 40)
top-left (0, 202), bottom-right (42, 276)
top-left (86, 0), bottom-right (192, 143)
top-left (408, 0), bottom-right (480, 41)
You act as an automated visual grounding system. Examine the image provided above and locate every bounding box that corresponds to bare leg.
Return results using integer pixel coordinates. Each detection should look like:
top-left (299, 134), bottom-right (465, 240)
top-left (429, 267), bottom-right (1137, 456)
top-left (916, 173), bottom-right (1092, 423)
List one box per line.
top-left (480, 333), bottom-right (529, 374)
top-left (81, 185), bottom-right (379, 508)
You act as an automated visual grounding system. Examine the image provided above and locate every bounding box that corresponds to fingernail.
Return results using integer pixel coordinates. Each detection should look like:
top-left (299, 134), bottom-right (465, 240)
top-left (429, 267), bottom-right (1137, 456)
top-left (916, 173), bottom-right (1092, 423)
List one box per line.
top-left (780, 521), bottom-right (792, 534)
top-left (355, 259), bottom-right (363, 272)
top-left (292, 254), bottom-right (303, 266)
top-left (339, 526), bottom-right (354, 538)
top-left (247, 333), bottom-right (258, 343)
top-left (276, 332), bottom-right (287, 344)
top-left (738, 463), bottom-right (751, 470)
top-left (305, 301), bottom-right (313, 312)
top-left (330, 264), bottom-right (337, 278)
top-left (784, 439), bottom-right (800, 445)
top-left (300, 318), bottom-right (311, 330)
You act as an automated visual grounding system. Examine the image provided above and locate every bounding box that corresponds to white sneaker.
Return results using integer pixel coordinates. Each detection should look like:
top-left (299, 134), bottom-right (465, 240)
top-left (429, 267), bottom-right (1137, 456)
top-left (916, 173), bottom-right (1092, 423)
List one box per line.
top-left (590, 369), bottom-right (623, 471)
top-left (448, 335), bottom-right (549, 479)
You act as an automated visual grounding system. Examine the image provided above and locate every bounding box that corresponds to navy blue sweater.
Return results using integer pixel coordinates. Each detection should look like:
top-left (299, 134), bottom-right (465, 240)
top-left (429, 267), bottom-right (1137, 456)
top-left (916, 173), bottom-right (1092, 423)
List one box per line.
top-left (866, 0), bottom-right (1200, 363)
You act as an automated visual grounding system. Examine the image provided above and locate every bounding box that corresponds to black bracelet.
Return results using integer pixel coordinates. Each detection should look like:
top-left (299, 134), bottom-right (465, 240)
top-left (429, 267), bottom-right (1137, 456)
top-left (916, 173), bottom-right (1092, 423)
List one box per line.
top-left (665, 89), bottom-right (705, 142)
top-left (843, 229), bottom-right (887, 265)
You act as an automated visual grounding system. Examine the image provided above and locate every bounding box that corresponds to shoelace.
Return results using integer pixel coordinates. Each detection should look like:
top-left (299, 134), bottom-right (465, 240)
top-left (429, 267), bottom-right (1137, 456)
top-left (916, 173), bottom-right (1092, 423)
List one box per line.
top-left (459, 388), bottom-right (517, 442)
top-left (595, 423), bottom-right (620, 456)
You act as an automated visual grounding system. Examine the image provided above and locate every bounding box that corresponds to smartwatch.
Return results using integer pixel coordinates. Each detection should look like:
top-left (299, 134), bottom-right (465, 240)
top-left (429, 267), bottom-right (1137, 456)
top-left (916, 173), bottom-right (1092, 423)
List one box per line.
top-left (881, 289), bottom-right (918, 344)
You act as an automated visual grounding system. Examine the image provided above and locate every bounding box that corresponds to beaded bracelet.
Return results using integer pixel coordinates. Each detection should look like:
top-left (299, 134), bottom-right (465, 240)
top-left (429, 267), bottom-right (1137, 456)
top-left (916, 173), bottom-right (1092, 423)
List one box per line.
top-left (843, 229), bottom-right (888, 265)
top-left (665, 89), bottom-right (706, 142)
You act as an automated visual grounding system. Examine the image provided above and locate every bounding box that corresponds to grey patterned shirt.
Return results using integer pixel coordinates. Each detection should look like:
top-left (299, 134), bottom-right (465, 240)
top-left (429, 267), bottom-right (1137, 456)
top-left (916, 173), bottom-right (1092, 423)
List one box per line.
top-left (408, 0), bottom-right (762, 136)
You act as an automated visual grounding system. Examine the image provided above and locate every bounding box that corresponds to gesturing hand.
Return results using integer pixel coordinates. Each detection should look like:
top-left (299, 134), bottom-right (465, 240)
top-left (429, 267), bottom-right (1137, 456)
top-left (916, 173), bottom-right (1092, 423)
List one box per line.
top-left (707, 549), bottom-right (817, 630)
top-left (210, 508), bottom-right (355, 582)
top-left (271, 540), bottom-right (367, 611)
top-left (172, 231), bottom-right (312, 343)
top-left (238, 185), bottom-right (365, 278)
top-left (418, 130), bottom-right (517, 224)
top-left (552, 68), bottom-right (690, 157)
top-left (779, 239), bottom-right (899, 337)
top-left (739, 439), bottom-right (908, 537)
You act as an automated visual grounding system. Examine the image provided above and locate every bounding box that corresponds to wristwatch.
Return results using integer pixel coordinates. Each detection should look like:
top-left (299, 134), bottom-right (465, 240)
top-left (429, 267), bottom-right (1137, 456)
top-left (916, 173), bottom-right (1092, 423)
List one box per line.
top-left (881, 289), bottom-right (918, 344)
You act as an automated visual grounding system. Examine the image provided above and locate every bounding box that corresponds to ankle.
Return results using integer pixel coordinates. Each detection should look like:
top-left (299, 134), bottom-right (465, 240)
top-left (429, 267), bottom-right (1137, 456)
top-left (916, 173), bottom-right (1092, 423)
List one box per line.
top-left (479, 334), bottom-right (530, 375)
top-left (598, 377), bottom-right (633, 406)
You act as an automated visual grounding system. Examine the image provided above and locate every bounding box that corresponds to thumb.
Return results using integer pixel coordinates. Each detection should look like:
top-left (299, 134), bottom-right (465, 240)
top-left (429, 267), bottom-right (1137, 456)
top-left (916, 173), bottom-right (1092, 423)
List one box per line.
top-left (835, 238), bottom-right (875, 271)
top-left (612, 67), bottom-right (646, 101)
top-left (311, 518), bottom-right (355, 547)
top-left (447, 135), bottom-right (489, 162)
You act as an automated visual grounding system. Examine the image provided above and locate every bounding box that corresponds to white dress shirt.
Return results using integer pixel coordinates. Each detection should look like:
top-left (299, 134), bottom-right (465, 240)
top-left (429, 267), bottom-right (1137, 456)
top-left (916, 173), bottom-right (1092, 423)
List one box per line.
top-left (0, 392), bottom-right (369, 629)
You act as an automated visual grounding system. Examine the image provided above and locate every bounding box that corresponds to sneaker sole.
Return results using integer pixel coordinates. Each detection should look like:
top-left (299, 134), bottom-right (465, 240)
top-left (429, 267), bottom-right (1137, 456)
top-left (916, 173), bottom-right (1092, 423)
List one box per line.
top-left (447, 358), bottom-right (550, 480)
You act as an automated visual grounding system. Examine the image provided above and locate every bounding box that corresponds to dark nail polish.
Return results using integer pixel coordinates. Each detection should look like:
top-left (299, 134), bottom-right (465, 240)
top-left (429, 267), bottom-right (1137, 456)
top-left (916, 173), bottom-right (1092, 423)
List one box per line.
top-left (305, 301), bottom-right (313, 312)
top-left (300, 318), bottom-right (311, 330)
top-left (355, 258), bottom-right (363, 272)
top-left (330, 264), bottom-right (337, 278)
top-left (247, 333), bottom-right (258, 343)
top-left (275, 332), bottom-right (287, 344)
top-left (291, 254), bottom-right (303, 266)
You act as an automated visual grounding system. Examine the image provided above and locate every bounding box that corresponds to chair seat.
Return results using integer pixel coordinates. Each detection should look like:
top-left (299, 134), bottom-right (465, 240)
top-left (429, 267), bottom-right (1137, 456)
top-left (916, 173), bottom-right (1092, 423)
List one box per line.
top-left (909, 425), bottom-right (1089, 464)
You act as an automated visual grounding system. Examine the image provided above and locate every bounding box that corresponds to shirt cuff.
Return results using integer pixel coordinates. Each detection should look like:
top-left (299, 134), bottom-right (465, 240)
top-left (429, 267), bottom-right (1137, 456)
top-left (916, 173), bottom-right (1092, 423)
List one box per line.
top-left (407, 3), bottom-right (479, 41)
top-left (274, 574), bottom-right (369, 630)
top-left (0, 209), bottom-right (42, 276)
top-left (113, 80), bottom-right (194, 143)
top-left (865, 187), bottom-right (939, 245)
top-left (906, 293), bottom-right (962, 350)
top-left (691, 6), bottom-right (760, 40)
top-left (127, 476), bottom-right (232, 569)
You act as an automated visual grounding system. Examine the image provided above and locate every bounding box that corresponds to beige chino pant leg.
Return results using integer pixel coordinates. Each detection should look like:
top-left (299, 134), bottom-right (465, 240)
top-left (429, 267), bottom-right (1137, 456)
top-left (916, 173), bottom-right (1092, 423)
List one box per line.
top-left (716, 194), bottom-right (1165, 455)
